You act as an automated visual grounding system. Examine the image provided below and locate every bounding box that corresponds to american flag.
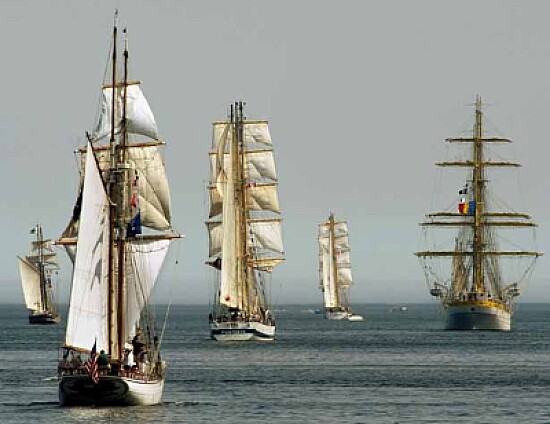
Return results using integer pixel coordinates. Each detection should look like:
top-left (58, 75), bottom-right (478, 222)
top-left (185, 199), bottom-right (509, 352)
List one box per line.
top-left (84, 340), bottom-right (99, 384)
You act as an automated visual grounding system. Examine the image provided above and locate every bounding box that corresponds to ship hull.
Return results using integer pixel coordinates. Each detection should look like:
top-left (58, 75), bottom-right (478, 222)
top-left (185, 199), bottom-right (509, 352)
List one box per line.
top-left (210, 321), bottom-right (275, 341)
top-left (59, 374), bottom-right (164, 406)
top-left (29, 312), bottom-right (60, 325)
top-left (445, 303), bottom-right (510, 331)
top-left (325, 310), bottom-right (363, 321)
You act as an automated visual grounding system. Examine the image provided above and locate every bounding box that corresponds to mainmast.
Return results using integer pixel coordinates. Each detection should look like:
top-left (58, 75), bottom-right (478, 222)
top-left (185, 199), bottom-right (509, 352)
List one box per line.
top-left (36, 224), bottom-right (47, 312)
top-left (472, 96), bottom-right (484, 293)
top-left (329, 213), bottom-right (340, 307)
top-left (108, 11), bottom-right (118, 359)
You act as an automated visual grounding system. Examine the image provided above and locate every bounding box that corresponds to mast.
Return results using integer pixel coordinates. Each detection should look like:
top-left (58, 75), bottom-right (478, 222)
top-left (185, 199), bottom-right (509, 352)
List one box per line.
top-left (329, 213), bottom-right (340, 308)
top-left (238, 101), bottom-right (251, 313)
top-left (472, 96), bottom-right (484, 293)
top-left (415, 97), bottom-right (543, 304)
top-left (107, 11), bottom-right (118, 357)
top-left (115, 27), bottom-right (130, 361)
top-left (37, 224), bottom-right (47, 312)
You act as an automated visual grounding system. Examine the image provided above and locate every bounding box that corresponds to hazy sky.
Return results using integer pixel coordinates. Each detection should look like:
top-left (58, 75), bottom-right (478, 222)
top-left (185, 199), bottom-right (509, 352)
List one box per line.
top-left (2, 1), bottom-right (550, 305)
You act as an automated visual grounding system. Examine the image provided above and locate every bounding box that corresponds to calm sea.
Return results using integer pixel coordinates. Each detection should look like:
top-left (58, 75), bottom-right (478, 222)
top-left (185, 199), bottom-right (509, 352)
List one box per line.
top-left (0, 303), bottom-right (549, 423)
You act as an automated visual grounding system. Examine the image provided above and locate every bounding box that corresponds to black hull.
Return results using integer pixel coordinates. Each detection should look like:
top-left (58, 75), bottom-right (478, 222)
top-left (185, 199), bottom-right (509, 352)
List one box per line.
top-left (29, 312), bottom-right (60, 325)
top-left (59, 375), bottom-right (129, 406)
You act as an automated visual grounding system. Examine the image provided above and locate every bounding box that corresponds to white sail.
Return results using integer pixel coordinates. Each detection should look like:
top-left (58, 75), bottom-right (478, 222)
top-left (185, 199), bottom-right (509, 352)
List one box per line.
top-left (249, 219), bottom-right (284, 254)
top-left (246, 184), bottom-right (280, 213)
top-left (28, 240), bottom-right (59, 268)
top-left (126, 145), bottom-right (172, 230)
top-left (76, 144), bottom-right (172, 231)
top-left (18, 256), bottom-right (43, 312)
top-left (92, 85), bottom-right (158, 141)
top-left (212, 121), bottom-right (272, 150)
top-left (207, 220), bottom-right (223, 258)
top-left (219, 163), bottom-right (239, 309)
top-left (124, 239), bottom-right (170, 339)
top-left (319, 241), bottom-right (338, 308)
top-left (318, 216), bottom-right (355, 307)
top-left (65, 141), bottom-right (110, 352)
top-left (210, 150), bottom-right (277, 183)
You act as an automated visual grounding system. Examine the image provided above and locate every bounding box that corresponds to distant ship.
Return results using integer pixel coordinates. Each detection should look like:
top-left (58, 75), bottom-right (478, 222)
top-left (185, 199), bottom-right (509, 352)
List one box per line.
top-left (17, 224), bottom-right (60, 324)
top-left (206, 102), bottom-right (285, 341)
top-left (416, 97), bottom-right (542, 330)
top-left (318, 214), bottom-right (363, 321)
top-left (56, 14), bottom-right (181, 405)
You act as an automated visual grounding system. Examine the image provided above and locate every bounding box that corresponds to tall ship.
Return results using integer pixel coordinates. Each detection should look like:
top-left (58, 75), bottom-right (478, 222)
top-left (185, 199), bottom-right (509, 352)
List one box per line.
top-left (318, 214), bottom-right (363, 321)
top-left (56, 15), bottom-right (181, 405)
top-left (416, 97), bottom-right (542, 330)
top-left (206, 102), bottom-right (284, 341)
top-left (17, 224), bottom-right (60, 324)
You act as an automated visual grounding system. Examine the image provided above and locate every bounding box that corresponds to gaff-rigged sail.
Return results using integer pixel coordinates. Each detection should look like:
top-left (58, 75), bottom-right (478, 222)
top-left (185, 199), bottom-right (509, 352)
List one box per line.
top-left (18, 257), bottom-right (43, 312)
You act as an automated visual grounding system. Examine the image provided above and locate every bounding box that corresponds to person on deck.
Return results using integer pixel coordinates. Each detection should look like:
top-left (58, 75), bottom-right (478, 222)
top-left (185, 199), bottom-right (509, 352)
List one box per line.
top-left (97, 350), bottom-right (110, 374)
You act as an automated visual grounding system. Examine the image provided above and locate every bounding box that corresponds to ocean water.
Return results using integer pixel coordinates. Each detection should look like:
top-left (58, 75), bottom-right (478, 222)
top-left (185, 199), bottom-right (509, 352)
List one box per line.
top-left (0, 303), bottom-right (549, 423)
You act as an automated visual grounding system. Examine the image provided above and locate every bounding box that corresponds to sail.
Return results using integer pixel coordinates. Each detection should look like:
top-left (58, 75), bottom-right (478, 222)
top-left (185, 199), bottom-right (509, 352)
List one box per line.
top-left (92, 84), bottom-right (158, 141)
top-left (207, 107), bottom-right (284, 315)
top-left (219, 143), bottom-right (240, 309)
top-left (126, 145), bottom-right (172, 230)
top-left (28, 240), bottom-right (59, 268)
top-left (318, 216), bottom-right (355, 307)
top-left (319, 240), bottom-right (338, 308)
top-left (65, 141), bottom-right (110, 352)
top-left (124, 239), bottom-right (170, 339)
top-left (66, 143), bottom-right (172, 239)
top-left (212, 121), bottom-right (272, 150)
top-left (18, 257), bottom-right (42, 312)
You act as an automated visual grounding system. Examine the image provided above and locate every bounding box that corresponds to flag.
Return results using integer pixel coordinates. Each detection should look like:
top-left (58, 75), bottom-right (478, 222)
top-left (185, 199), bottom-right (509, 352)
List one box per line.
top-left (127, 212), bottom-right (142, 237)
top-left (458, 187), bottom-right (467, 195)
top-left (30, 227), bottom-right (36, 234)
top-left (84, 340), bottom-right (99, 384)
top-left (458, 197), bottom-right (467, 214)
top-left (130, 193), bottom-right (137, 208)
top-left (468, 201), bottom-right (476, 216)
top-left (246, 182), bottom-right (257, 188)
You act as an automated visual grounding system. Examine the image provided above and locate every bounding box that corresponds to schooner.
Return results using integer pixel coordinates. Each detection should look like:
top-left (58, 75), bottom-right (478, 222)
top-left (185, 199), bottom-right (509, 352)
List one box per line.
top-left (416, 97), bottom-right (542, 330)
top-left (56, 15), bottom-right (181, 405)
top-left (318, 214), bottom-right (363, 321)
top-left (206, 102), bottom-right (284, 341)
top-left (17, 224), bottom-right (60, 324)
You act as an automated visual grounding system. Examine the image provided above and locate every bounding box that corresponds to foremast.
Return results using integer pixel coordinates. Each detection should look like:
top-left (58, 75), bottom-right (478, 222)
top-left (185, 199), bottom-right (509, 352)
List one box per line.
top-left (328, 214), bottom-right (341, 308)
top-left (416, 96), bottom-right (542, 305)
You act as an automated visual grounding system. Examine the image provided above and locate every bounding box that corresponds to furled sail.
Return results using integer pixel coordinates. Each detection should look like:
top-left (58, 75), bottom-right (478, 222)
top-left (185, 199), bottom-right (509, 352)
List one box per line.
top-left (18, 257), bottom-right (43, 312)
top-left (65, 141), bottom-right (110, 352)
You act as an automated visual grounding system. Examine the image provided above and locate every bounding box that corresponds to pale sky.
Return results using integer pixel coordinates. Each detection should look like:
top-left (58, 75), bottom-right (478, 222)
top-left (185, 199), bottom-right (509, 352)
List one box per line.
top-left (2, 1), bottom-right (550, 305)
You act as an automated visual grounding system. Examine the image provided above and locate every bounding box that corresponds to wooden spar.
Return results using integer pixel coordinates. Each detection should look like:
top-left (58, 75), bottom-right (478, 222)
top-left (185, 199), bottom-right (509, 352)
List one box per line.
top-left (445, 137), bottom-right (512, 143)
top-left (420, 221), bottom-right (538, 227)
top-left (425, 212), bottom-right (532, 219)
top-left (436, 160), bottom-right (521, 167)
top-left (416, 250), bottom-right (543, 257)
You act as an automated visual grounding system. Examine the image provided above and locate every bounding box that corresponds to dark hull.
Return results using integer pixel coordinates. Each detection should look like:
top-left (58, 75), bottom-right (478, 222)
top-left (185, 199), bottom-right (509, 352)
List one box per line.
top-left (29, 312), bottom-right (60, 325)
top-left (59, 375), bottom-right (164, 406)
